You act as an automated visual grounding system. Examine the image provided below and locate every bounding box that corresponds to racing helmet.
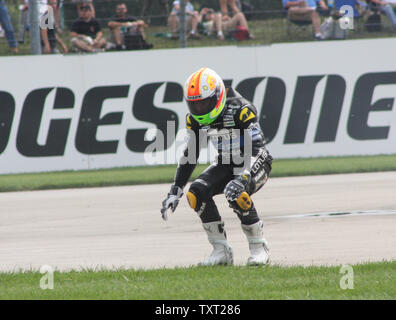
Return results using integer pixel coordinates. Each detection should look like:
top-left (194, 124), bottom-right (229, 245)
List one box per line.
top-left (184, 67), bottom-right (226, 125)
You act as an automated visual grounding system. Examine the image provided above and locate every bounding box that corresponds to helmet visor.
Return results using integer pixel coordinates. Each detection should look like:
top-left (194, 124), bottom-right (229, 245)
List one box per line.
top-left (187, 95), bottom-right (218, 116)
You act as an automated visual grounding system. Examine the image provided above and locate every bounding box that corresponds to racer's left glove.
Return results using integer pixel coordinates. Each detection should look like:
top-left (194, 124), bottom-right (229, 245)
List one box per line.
top-left (160, 185), bottom-right (183, 221)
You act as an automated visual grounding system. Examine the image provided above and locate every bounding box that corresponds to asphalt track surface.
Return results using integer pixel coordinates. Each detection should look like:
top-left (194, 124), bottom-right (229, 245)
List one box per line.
top-left (1, 171), bottom-right (395, 272)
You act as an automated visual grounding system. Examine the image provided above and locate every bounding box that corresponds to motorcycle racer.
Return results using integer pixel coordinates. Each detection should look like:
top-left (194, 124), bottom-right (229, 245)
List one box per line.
top-left (161, 67), bottom-right (273, 266)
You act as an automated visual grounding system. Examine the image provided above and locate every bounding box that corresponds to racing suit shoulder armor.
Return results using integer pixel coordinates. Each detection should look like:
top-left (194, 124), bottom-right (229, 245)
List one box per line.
top-left (235, 103), bottom-right (258, 128)
top-left (225, 88), bottom-right (258, 128)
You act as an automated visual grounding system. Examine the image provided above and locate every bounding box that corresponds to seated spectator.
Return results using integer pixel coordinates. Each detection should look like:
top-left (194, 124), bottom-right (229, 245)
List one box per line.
top-left (366, 0), bottom-right (396, 30)
top-left (108, 3), bottom-right (151, 50)
top-left (283, 0), bottom-right (328, 40)
top-left (72, 0), bottom-right (95, 18)
top-left (168, 0), bottom-right (201, 39)
top-left (0, 0), bottom-right (18, 53)
top-left (198, 7), bottom-right (253, 40)
top-left (41, 0), bottom-right (68, 54)
top-left (70, 5), bottom-right (106, 52)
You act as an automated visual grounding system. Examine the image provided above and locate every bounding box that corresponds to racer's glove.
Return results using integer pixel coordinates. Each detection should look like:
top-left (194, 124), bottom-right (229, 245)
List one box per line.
top-left (224, 174), bottom-right (250, 202)
top-left (160, 185), bottom-right (183, 221)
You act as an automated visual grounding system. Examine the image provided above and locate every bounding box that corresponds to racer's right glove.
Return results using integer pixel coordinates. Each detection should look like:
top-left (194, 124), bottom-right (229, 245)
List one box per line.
top-left (160, 185), bottom-right (183, 221)
top-left (224, 174), bottom-right (250, 202)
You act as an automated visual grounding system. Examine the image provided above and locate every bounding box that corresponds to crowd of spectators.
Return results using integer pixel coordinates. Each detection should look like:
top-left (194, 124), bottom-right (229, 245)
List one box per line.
top-left (168, 0), bottom-right (253, 41)
top-left (283, 0), bottom-right (396, 39)
top-left (69, 0), bottom-right (153, 52)
top-left (1, 0), bottom-right (396, 54)
top-left (0, 0), bottom-right (154, 54)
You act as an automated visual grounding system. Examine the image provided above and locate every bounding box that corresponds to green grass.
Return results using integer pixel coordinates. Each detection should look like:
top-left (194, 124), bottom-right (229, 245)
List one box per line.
top-left (1, 15), bottom-right (396, 56)
top-left (0, 262), bottom-right (394, 299)
top-left (1, 154), bottom-right (396, 192)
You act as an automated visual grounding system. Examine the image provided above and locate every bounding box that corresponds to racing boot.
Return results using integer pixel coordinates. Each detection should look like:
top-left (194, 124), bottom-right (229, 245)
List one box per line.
top-left (241, 220), bottom-right (270, 266)
top-left (200, 221), bottom-right (233, 266)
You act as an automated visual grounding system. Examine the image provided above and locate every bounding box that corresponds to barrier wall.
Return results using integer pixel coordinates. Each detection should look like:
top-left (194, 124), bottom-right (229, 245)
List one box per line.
top-left (1, 38), bottom-right (396, 173)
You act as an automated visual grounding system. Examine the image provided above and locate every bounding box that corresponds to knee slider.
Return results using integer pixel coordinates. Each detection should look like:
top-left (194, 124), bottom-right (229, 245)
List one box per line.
top-left (230, 191), bottom-right (252, 212)
top-left (187, 179), bottom-right (209, 212)
top-left (186, 191), bottom-right (198, 210)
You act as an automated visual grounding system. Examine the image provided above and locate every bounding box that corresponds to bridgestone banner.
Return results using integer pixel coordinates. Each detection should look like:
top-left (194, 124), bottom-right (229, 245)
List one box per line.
top-left (1, 38), bottom-right (396, 174)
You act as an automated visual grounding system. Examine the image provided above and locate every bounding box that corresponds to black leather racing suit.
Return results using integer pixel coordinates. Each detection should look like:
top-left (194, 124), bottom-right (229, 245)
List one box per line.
top-left (173, 88), bottom-right (273, 225)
